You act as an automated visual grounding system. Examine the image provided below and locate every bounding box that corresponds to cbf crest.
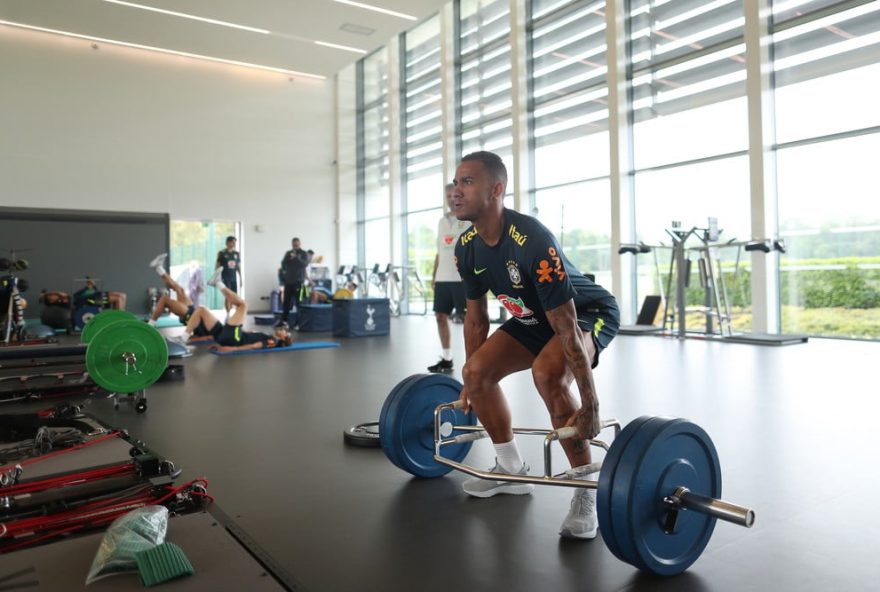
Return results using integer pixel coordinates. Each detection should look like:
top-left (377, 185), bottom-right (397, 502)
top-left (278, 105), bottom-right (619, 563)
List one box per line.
top-left (506, 261), bottom-right (522, 287)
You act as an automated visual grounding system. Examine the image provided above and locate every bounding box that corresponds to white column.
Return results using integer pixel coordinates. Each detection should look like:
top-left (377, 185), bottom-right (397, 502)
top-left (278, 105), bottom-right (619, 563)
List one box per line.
top-left (744, 0), bottom-right (780, 334)
top-left (387, 40), bottom-right (403, 265)
top-left (606, 0), bottom-right (636, 322)
top-left (334, 65), bottom-right (359, 269)
top-left (509, 0), bottom-right (531, 213)
top-left (440, 2), bottom-right (458, 187)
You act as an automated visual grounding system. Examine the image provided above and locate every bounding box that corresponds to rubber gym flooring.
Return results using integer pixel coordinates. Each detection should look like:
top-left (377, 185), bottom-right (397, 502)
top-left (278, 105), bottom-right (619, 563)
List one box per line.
top-left (11, 316), bottom-right (879, 591)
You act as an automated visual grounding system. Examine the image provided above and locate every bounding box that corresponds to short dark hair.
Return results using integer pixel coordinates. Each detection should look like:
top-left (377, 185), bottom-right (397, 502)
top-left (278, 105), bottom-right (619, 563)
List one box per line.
top-left (226, 236), bottom-right (236, 243)
top-left (292, 237), bottom-right (300, 242)
top-left (461, 151), bottom-right (507, 187)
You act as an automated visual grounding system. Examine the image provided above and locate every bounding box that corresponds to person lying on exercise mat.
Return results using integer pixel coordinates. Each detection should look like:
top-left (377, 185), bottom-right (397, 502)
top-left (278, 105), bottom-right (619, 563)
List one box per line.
top-left (452, 151), bottom-right (620, 540)
top-left (172, 269), bottom-right (293, 353)
top-left (146, 254), bottom-right (217, 343)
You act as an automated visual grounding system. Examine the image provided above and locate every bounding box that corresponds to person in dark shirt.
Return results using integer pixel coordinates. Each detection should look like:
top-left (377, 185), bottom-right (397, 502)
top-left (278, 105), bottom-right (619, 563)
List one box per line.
top-left (146, 254), bottom-right (217, 342)
top-left (173, 268), bottom-right (292, 353)
top-left (279, 237), bottom-right (309, 324)
top-left (452, 151), bottom-right (619, 540)
top-left (216, 236), bottom-right (242, 318)
top-left (72, 278), bottom-right (127, 310)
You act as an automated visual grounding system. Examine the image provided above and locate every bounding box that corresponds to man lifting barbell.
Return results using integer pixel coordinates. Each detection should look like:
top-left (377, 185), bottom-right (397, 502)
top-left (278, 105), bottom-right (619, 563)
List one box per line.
top-left (172, 268), bottom-right (293, 353)
top-left (452, 151), bottom-right (620, 539)
top-left (146, 254), bottom-right (217, 343)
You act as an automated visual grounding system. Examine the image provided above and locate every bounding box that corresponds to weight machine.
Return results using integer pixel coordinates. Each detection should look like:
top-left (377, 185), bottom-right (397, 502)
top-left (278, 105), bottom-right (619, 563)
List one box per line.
top-left (619, 218), bottom-right (805, 344)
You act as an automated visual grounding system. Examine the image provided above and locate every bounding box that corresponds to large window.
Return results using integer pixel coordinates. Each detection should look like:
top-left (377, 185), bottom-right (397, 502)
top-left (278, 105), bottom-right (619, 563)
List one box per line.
top-left (529, 0), bottom-right (611, 283)
top-left (346, 1), bottom-right (880, 341)
top-left (773, 0), bottom-right (880, 339)
top-left (458, 0), bottom-right (513, 162)
top-left (403, 16), bottom-right (444, 312)
top-left (359, 50), bottom-right (391, 270)
top-left (628, 0), bottom-right (751, 332)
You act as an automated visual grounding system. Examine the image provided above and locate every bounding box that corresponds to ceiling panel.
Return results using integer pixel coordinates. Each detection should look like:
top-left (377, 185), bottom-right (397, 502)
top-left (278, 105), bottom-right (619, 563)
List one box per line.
top-left (0, 0), bottom-right (448, 78)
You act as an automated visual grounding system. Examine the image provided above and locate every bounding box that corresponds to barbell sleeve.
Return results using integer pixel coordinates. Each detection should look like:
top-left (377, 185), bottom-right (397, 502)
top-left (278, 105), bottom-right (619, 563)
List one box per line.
top-left (554, 426), bottom-right (579, 440)
top-left (674, 487), bottom-right (755, 528)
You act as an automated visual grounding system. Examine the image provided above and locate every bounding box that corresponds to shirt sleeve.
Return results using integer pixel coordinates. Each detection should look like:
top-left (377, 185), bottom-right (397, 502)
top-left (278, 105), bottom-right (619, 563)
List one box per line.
top-left (454, 239), bottom-right (487, 301)
top-left (525, 230), bottom-right (577, 312)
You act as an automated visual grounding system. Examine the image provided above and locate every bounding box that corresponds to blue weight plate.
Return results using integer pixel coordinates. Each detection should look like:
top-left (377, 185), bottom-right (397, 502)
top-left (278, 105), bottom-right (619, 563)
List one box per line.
top-left (597, 416), bottom-right (654, 562)
top-left (610, 417), bottom-right (721, 576)
top-left (379, 374), bottom-right (477, 478)
top-left (379, 374), bottom-right (425, 469)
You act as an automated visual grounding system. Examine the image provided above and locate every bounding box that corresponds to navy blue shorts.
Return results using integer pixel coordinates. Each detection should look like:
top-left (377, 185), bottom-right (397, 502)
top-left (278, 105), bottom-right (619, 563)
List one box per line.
top-left (498, 307), bottom-right (619, 368)
top-left (433, 282), bottom-right (466, 315)
top-left (222, 273), bottom-right (238, 293)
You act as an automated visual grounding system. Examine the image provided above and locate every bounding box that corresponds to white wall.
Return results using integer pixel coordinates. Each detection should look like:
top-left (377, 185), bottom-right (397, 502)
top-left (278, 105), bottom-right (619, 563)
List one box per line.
top-left (0, 25), bottom-right (337, 309)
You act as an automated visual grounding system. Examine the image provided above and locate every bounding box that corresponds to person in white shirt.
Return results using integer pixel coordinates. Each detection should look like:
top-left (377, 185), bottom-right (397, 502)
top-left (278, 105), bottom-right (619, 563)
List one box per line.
top-left (428, 183), bottom-right (471, 373)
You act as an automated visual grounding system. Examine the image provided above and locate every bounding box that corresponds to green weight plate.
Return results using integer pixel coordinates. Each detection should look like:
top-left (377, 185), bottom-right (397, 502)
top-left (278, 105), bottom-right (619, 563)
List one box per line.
top-left (81, 309), bottom-right (137, 344)
top-left (86, 320), bottom-right (169, 393)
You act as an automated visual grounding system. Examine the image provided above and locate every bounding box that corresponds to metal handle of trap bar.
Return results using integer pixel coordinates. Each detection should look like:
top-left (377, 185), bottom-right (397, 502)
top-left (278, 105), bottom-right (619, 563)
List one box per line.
top-left (436, 401), bottom-right (754, 528)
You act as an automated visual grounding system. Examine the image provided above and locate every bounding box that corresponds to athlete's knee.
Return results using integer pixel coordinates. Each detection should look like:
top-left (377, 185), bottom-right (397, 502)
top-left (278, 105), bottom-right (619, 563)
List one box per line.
top-left (462, 358), bottom-right (497, 397)
top-left (531, 360), bottom-right (568, 399)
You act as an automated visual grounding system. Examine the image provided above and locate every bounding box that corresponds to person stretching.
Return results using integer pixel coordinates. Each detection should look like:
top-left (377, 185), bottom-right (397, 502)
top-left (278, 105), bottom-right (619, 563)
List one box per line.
top-left (174, 268), bottom-right (292, 353)
top-left (147, 254), bottom-right (217, 343)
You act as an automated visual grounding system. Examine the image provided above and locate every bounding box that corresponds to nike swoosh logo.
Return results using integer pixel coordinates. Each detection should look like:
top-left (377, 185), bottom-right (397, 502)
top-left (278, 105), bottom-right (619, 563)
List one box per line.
top-left (474, 267), bottom-right (487, 275)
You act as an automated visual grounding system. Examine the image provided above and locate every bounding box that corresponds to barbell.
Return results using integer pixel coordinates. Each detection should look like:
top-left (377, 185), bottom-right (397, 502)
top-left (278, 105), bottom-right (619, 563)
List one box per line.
top-left (378, 373), bottom-right (755, 576)
top-left (81, 311), bottom-right (168, 412)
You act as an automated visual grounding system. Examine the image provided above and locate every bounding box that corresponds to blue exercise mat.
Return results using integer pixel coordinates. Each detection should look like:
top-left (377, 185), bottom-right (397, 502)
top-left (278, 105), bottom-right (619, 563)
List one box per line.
top-left (209, 342), bottom-right (340, 356)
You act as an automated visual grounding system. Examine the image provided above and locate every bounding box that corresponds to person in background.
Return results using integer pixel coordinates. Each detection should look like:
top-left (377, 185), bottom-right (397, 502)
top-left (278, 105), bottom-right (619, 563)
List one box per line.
top-left (147, 254), bottom-right (216, 343)
top-left (427, 183), bottom-right (471, 373)
top-left (174, 268), bottom-right (293, 352)
top-left (72, 278), bottom-right (126, 310)
top-left (279, 237), bottom-right (309, 324)
top-left (216, 236), bottom-right (242, 319)
top-left (187, 260), bottom-right (204, 307)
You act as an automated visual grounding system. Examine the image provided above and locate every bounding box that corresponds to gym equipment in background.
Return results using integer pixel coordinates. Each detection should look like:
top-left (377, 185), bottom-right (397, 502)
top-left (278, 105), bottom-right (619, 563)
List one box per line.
top-left (378, 374), bottom-right (755, 576)
top-left (0, 314), bottom-right (168, 411)
top-left (619, 218), bottom-right (807, 345)
top-left (343, 421), bottom-right (380, 447)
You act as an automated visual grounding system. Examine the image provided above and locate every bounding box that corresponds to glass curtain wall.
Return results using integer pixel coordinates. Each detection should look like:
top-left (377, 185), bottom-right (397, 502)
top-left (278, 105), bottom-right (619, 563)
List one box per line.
top-left (529, 0), bottom-right (612, 287)
top-left (359, 50), bottom-right (392, 273)
top-left (403, 15), bottom-right (444, 313)
top-left (627, 0), bottom-right (752, 333)
top-left (458, 0), bottom-right (514, 164)
top-left (772, 0), bottom-right (880, 339)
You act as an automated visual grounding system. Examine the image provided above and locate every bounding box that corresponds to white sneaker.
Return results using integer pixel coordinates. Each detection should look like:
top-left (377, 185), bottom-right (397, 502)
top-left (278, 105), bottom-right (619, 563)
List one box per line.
top-left (207, 267), bottom-right (224, 288)
top-left (149, 253), bottom-right (168, 268)
top-left (166, 335), bottom-right (193, 353)
top-left (559, 488), bottom-right (598, 539)
top-left (462, 461), bottom-right (534, 499)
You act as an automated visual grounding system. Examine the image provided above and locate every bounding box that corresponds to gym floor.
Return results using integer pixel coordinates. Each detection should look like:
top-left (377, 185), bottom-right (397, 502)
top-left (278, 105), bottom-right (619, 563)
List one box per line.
top-left (31, 317), bottom-right (879, 591)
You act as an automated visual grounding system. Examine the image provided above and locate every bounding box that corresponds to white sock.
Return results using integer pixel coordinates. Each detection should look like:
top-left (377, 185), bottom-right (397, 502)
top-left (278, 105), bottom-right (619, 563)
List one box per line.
top-left (147, 319), bottom-right (157, 326)
top-left (494, 440), bottom-right (524, 473)
top-left (180, 331), bottom-right (191, 342)
top-left (442, 349), bottom-right (452, 361)
top-left (155, 266), bottom-right (166, 277)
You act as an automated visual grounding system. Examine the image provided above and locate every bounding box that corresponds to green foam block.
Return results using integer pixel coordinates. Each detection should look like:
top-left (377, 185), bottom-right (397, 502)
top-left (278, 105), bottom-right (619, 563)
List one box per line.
top-left (135, 542), bottom-right (195, 587)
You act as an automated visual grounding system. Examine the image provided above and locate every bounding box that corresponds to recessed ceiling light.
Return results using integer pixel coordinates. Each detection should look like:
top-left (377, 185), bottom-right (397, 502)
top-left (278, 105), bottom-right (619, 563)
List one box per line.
top-left (315, 40), bottom-right (367, 54)
top-left (332, 0), bottom-right (417, 21)
top-left (102, 0), bottom-right (270, 34)
top-left (0, 20), bottom-right (325, 79)
top-left (340, 23), bottom-right (376, 36)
